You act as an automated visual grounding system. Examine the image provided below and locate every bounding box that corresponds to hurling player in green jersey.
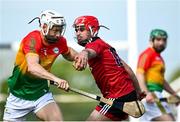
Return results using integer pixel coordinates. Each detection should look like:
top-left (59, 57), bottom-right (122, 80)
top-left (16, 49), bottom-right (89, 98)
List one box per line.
top-left (3, 10), bottom-right (87, 121)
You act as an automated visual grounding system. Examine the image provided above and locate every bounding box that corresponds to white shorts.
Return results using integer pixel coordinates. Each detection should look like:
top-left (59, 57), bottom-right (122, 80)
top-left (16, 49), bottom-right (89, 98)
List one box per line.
top-left (139, 91), bottom-right (172, 121)
top-left (177, 104), bottom-right (180, 122)
top-left (3, 92), bottom-right (55, 121)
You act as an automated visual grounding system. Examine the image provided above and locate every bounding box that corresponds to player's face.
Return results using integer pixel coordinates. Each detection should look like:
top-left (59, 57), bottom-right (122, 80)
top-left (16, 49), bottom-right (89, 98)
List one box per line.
top-left (75, 25), bottom-right (91, 46)
top-left (49, 25), bottom-right (62, 37)
top-left (152, 37), bottom-right (167, 53)
top-left (45, 25), bottom-right (63, 43)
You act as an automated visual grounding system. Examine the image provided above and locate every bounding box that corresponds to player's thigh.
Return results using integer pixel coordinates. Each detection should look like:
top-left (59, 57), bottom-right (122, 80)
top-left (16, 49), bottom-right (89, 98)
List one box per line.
top-left (87, 109), bottom-right (111, 121)
top-left (152, 113), bottom-right (175, 121)
top-left (3, 93), bottom-right (34, 121)
top-left (35, 102), bottom-right (63, 121)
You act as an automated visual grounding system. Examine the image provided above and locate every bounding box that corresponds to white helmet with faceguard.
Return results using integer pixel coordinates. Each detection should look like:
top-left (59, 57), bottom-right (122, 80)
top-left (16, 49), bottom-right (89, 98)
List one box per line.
top-left (28, 10), bottom-right (66, 43)
top-left (39, 10), bottom-right (66, 36)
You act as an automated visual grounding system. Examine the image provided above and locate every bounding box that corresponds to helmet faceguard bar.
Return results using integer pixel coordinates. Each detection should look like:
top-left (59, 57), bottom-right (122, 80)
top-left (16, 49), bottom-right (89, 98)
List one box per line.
top-left (51, 16), bottom-right (63, 19)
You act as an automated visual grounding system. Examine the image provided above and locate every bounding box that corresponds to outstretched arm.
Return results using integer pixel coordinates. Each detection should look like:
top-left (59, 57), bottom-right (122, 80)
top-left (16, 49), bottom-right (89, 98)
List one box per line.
top-left (163, 80), bottom-right (177, 95)
top-left (136, 71), bottom-right (155, 103)
top-left (63, 47), bottom-right (89, 70)
top-left (136, 72), bottom-right (149, 94)
top-left (62, 47), bottom-right (78, 61)
top-left (163, 80), bottom-right (180, 103)
top-left (73, 48), bottom-right (96, 70)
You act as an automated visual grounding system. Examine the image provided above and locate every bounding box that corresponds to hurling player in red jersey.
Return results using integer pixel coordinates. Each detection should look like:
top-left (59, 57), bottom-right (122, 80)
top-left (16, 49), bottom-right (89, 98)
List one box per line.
top-left (72, 15), bottom-right (144, 121)
top-left (3, 10), bottom-right (86, 121)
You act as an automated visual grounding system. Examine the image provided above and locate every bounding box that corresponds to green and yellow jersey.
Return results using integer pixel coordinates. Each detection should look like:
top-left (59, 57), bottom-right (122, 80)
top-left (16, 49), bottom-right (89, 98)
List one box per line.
top-left (137, 47), bottom-right (165, 92)
top-left (8, 30), bottom-right (69, 100)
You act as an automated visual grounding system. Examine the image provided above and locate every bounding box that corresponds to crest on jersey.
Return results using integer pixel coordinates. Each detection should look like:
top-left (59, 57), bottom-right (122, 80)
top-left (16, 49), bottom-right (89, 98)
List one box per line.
top-left (53, 47), bottom-right (59, 54)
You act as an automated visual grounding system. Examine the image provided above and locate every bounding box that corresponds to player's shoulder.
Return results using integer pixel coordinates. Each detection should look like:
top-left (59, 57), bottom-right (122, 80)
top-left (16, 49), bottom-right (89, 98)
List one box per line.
top-left (91, 37), bottom-right (107, 45)
top-left (141, 47), bottom-right (153, 55)
top-left (27, 30), bottom-right (41, 36)
top-left (59, 36), bottom-right (67, 41)
top-left (23, 30), bottom-right (41, 40)
top-left (95, 37), bottom-right (104, 43)
top-left (97, 38), bottom-right (111, 47)
top-left (56, 36), bottom-right (67, 45)
top-left (21, 30), bottom-right (41, 45)
top-left (138, 48), bottom-right (154, 61)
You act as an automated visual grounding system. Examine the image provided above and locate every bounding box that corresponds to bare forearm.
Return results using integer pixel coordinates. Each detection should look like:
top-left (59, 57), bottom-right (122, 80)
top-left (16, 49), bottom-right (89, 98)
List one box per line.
top-left (122, 61), bottom-right (141, 92)
top-left (63, 47), bottom-right (78, 61)
top-left (28, 63), bottom-right (57, 81)
top-left (163, 80), bottom-right (176, 95)
top-left (26, 54), bottom-right (58, 81)
top-left (25, 53), bottom-right (70, 91)
top-left (127, 67), bottom-right (141, 92)
top-left (132, 75), bottom-right (141, 92)
top-left (136, 73), bottom-right (149, 93)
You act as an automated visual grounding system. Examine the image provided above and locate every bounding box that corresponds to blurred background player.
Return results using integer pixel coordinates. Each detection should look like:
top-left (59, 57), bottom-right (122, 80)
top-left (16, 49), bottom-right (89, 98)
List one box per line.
top-left (136, 29), bottom-right (179, 121)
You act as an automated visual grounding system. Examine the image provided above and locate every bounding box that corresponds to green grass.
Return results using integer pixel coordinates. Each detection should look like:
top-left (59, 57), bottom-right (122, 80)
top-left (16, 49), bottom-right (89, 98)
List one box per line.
top-left (0, 101), bottom-right (98, 121)
top-left (0, 102), bottom-right (5, 120)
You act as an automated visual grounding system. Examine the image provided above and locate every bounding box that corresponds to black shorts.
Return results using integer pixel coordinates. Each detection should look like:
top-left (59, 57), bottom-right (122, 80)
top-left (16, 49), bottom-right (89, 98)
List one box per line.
top-left (95, 90), bottom-right (137, 121)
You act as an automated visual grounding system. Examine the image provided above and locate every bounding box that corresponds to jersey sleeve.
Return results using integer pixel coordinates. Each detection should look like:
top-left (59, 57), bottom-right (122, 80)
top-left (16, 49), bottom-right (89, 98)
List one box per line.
top-left (85, 41), bottom-right (103, 55)
top-left (22, 34), bottom-right (41, 55)
top-left (137, 53), bottom-right (151, 73)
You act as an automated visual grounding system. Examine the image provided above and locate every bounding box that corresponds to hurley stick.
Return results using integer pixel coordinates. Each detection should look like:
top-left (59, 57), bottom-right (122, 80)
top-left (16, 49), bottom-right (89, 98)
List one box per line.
top-left (49, 80), bottom-right (145, 118)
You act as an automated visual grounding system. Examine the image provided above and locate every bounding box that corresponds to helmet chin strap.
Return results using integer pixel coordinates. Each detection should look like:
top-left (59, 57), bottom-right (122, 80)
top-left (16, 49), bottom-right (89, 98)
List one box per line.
top-left (89, 26), bottom-right (98, 37)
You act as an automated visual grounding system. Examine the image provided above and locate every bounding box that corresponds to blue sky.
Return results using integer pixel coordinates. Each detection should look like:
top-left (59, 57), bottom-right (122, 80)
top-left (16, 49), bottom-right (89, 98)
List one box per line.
top-left (0, 0), bottom-right (179, 80)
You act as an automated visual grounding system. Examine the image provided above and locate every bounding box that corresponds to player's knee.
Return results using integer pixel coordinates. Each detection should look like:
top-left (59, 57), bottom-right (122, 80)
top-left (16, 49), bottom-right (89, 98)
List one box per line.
top-left (152, 114), bottom-right (175, 121)
top-left (47, 112), bottom-right (63, 121)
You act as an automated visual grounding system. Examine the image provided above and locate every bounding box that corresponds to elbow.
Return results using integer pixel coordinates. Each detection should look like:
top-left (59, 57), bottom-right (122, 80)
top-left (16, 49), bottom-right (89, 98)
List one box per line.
top-left (64, 56), bottom-right (74, 61)
top-left (125, 67), bottom-right (133, 76)
top-left (63, 53), bottom-right (74, 62)
top-left (27, 64), bottom-right (36, 75)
